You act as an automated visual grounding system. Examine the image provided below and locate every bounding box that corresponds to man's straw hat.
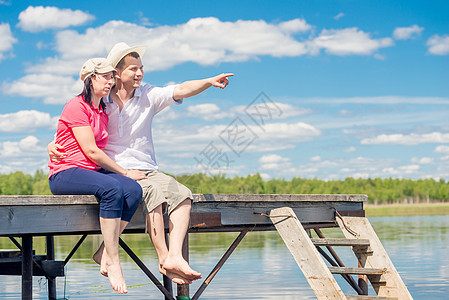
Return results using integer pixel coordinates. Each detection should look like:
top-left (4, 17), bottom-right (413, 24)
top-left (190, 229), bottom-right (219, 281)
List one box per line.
top-left (107, 42), bottom-right (147, 68)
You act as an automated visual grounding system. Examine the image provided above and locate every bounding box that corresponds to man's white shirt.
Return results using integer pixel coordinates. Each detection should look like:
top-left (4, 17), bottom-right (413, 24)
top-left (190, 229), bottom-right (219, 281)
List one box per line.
top-left (104, 83), bottom-right (182, 170)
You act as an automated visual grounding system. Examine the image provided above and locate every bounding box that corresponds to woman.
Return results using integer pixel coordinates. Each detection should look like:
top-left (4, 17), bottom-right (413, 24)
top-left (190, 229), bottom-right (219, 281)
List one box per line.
top-left (48, 58), bottom-right (146, 294)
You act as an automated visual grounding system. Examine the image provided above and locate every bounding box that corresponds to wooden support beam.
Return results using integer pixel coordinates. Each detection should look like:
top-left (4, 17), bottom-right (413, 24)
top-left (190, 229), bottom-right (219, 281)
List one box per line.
top-left (163, 232), bottom-right (173, 300)
top-left (270, 207), bottom-right (346, 299)
top-left (22, 235), bottom-right (33, 300)
top-left (177, 234), bottom-right (190, 299)
top-left (118, 238), bottom-right (174, 300)
top-left (46, 235), bottom-right (57, 300)
top-left (336, 216), bottom-right (412, 300)
top-left (192, 231), bottom-right (247, 300)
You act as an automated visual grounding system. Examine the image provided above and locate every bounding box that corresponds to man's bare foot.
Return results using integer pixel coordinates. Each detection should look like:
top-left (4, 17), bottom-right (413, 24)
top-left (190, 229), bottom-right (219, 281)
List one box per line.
top-left (93, 243), bottom-right (108, 277)
top-left (106, 262), bottom-right (128, 294)
top-left (159, 264), bottom-right (192, 285)
top-left (162, 256), bottom-right (201, 281)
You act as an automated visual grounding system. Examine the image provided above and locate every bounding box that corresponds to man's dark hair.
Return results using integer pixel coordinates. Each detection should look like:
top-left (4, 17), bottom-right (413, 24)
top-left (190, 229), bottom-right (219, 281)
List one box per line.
top-left (78, 76), bottom-right (106, 111)
top-left (116, 52), bottom-right (141, 70)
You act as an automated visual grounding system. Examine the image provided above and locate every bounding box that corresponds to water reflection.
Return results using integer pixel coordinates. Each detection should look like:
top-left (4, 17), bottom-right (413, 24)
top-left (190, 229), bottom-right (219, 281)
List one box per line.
top-left (1, 215), bottom-right (448, 299)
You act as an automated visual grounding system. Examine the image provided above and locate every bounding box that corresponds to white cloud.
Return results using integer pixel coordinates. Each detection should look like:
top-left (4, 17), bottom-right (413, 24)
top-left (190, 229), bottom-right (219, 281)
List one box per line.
top-left (310, 156), bottom-right (321, 162)
top-left (239, 102), bottom-right (311, 119)
top-left (3, 73), bottom-right (82, 104)
top-left (338, 109), bottom-right (355, 117)
top-left (435, 145), bottom-right (449, 154)
top-left (9, 18), bottom-right (401, 104)
top-left (186, 103), bottom-right (233, 121)
top-left (25, 56), bottom-right (87, 76)
top-left (361, 132), bottom-right (449, 145)
top-left (284, 154), bottom-right (443, 180)
top-left (137, 12), bottom-right (154, 27)
top-left (427, 34), bottom-right (449, 55)
top-left (411, 157), bottom-right (434, 164)
top-left (0, 136), bottom-right (45, 158)
top-left (0, 23), bottom-right (17, 61)
top-left (9, 17), bottom-right (314, 102)
top-left (258, 154), bottom-right (292, 170)
top-left (259, 173), bottom-right (271, 180)
top-left (260, 121), bottom-right (321, 141)
top-left (393, 25), bottom-right (424, 40)
top-left (154, 106), bottom-right (183, 123)
top-left (0, 110), bottom-right (58, 132)
top-left (305, 96), bottom-right (449, 105)
top-left (153, 120), bottom-right (321, 156)
top-left (183, 101), bottom-right (312, 122)
top-left (17, 6), bottom-right (94, 32)
top-left (344, 146), bottom-right (356, 153)
top-left (20, 18), bottom-right (394, 79)
top-left (259, 154), bottom-right (288, 164)
top-left (50, 17), bottom-right (311, 72)
top-left (351, 173), bottom-right (370, 179)
top-left (382, 165), bottom-right (420, 175)
top-left (373, 53), bottom-right (386, 60)
top-left (334, 13), bottom-right (345, 20)
top-left (0, 136), bottom-right (49, 174)
top-left (278, 19), bottom-right (311, 33)
top-left (309, 27), bottom-right (394, 56)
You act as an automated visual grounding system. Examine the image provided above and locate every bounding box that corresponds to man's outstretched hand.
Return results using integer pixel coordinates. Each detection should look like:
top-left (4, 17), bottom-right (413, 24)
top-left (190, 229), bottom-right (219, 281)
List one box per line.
top-left (210, 73), bottom-right (234, 89)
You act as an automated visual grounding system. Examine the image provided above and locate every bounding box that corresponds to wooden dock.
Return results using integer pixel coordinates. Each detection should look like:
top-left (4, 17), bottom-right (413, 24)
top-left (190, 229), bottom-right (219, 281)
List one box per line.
top-left (0, 194), bottom-right (412, 299)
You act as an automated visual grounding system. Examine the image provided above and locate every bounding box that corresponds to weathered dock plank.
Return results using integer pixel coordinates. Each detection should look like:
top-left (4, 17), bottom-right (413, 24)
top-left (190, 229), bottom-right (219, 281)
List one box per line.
top-left (0, 194), bottom-right (366, 236)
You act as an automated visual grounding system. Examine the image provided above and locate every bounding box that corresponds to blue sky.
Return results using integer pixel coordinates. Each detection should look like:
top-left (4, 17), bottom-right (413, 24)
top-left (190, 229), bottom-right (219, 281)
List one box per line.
top-left (0, 0), bottom-right (448, 180)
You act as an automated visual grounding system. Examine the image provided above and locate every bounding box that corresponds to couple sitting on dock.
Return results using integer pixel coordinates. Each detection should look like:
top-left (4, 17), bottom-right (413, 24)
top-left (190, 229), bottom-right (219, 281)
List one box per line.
top-left (48, 42), bottom-right (234, 293)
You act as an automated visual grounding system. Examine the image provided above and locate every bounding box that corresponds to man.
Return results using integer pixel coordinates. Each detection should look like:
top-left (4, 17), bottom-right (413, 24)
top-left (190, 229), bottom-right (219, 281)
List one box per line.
top-left (49, 42), bottom-right (233, 285)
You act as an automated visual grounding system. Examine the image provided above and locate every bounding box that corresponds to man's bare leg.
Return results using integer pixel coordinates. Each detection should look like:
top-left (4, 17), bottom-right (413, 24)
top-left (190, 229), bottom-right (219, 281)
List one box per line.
top-left (159, 199), bottom-right (201, 281)
top-left (93, 220), bottom-right (128, 276)
top-left (147, 203), bottom-right (192, 284)
top-left (99, 217), bottom-right (127, 294)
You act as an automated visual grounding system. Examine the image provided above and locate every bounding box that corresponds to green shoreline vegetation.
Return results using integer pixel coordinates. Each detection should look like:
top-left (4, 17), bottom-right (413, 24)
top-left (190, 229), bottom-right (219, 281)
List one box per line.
top-left (1, 170), bottom-right (448, 210)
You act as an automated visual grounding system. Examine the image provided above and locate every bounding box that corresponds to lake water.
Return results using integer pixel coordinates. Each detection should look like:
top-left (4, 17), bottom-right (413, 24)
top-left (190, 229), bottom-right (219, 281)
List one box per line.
top-left (1, 214), bottom-right (448, 299)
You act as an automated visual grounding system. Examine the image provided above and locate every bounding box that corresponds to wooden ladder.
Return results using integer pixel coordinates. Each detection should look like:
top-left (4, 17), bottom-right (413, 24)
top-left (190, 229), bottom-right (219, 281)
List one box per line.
top-left (269, 207), bottom-right (413, 300)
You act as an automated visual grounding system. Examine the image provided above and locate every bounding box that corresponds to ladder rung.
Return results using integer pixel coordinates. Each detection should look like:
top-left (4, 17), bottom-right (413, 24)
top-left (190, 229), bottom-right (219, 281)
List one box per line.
top-left (311, 238), bottom-right (370, 247)
top-left (367, 273), bottom-right (387, 285)
top-left (345, 295), bottom-right (398, 300)
top-left (328, 266), bottom-right (386, 275)
top-left (353, 247), bottom-right (374, 254)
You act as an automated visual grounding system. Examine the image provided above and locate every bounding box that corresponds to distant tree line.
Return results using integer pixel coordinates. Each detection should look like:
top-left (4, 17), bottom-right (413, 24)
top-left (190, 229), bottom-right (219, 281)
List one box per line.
top-left (1, 171), bottom-right (448, 204)
top-left (0, 170), bottom-right (50, 196)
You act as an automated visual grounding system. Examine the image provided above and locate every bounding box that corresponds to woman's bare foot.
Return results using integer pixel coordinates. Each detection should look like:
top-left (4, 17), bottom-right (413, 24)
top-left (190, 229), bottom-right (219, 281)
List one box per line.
top-left (106, 261), bottom-right (128, 294)
top-left (159, 264), bottom-right (192, 285)
top-left (162, 255), bottom-right (201, 281)
top-left (93, 243), bottom-right (108, 277)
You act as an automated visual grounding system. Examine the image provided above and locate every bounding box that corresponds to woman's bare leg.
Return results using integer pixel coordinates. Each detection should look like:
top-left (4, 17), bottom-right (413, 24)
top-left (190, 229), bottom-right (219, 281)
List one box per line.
top-left (93, 220), bottom-right (128, 276)
top-left (99, 217), bottom-right (127, 294)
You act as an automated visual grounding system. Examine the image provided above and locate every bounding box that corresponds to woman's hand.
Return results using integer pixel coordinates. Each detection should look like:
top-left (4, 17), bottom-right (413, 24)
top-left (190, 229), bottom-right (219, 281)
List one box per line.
top-left (125, 169), bottom-right (147, 181)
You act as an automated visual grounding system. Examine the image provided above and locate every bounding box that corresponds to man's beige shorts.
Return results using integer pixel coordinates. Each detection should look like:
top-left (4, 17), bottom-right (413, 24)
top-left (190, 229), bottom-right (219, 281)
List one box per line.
top-left (137, 170), bottom-right (193, 216)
